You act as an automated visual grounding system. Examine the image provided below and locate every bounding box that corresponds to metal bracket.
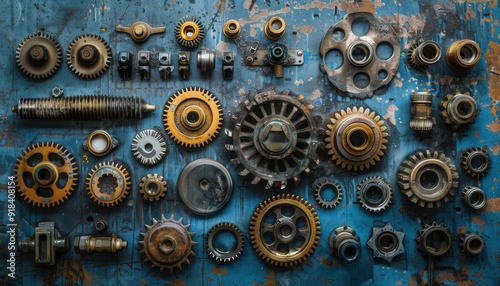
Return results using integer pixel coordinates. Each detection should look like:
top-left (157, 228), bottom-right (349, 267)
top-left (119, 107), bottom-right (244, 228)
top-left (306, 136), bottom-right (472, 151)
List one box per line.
top-left (158, 52), bottom-right (174, 80)
top-left (138, 51), bottom-right (151, 80)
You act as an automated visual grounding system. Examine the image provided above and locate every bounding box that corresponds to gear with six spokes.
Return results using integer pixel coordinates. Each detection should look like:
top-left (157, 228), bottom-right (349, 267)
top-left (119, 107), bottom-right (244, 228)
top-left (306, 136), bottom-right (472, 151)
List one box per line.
top-left (16, 32), bottom-right (62, 79)
top-left (174, 16), bottom-right (205, 47)
top-left (86, 161), bottom-right (131, 207)
top-left (67, 34), bottom-right (111, 78)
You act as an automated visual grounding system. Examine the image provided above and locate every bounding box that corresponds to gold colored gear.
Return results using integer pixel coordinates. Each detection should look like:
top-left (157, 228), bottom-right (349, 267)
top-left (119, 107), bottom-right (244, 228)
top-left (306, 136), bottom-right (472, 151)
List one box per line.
top-left (13, 142), bottom-right (78, 207)
top-left (174, 16), bottom-right (205, 47)
top-left (16, 32), bottom-right (62, 79)
top-left (325, 106), bottom-right (388, 171)
top-left (250, 194), bottom-right (320, 267)
top-left (139, 174), bottom-right (167, 201)
top-left (140, 214), bottom-right (196, 273)
top-left (163, 87), bottom-right (223, 148)
top-left (67, 34), bottom-right (111, 79)
top-left (86, 162), bottom-right (131, 207)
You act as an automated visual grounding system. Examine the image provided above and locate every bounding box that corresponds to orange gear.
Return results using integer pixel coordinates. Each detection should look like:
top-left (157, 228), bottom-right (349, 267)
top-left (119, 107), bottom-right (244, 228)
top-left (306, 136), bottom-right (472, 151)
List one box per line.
top-left (86, 162), bottom-right (131, 207)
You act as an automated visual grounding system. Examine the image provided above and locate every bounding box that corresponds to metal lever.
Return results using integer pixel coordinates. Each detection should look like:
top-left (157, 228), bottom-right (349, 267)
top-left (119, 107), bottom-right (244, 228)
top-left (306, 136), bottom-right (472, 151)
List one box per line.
top-left (116, 21), bottom-right (165, 42)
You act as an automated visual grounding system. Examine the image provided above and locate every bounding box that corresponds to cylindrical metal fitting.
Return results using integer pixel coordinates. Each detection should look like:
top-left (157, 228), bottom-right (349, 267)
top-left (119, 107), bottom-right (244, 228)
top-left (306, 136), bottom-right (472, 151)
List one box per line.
top-left (440, 92), bottom-right (478, 129)
top-left (197, 48), bottom-right (215, 73)
top-left (74, 235), bottom-right (128, 254)
top-left (460, 233), bottom-right (484, 255)
top-left (223, 20), bottom-right (241, 39)
top-left (265, 16), bottom-right (285, 40)
top-left (410, 40), bottom-right (441, 68)
top-left (446, 39), bottom-right (481, 71)
top-left (95, 220), bottom-right (108, 232)
top-left (410, 91), bottom-right (433, 131)
top-left (462, 186), bottom-right (487, 210)
top-left (328, 226), bottom-right (361, 263)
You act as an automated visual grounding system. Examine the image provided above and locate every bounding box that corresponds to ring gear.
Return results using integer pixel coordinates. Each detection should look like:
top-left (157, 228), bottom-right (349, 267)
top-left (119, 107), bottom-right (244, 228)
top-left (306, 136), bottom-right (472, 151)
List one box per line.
top-left (207, 222), bottom-right (244, 262)
top-left (174, 16), bottom-right (205, 47)
top-left (131, 129), bottom-right (169, 166)
top-left (397, 150), bottom-right (458, 208)
top-left (357, 176), bottom-right (393, 212)
top-left (163, 87), bottom-right (223, 148)
top-left (439, 91), bottom-right (479, 129)
top-left (325, 106), bottom-right (388, 171)
top-left (367, 222), bottom-right (405, 263)
top-left (140, 214), bottom-right (196, 272)
top-left (416, 222), bottom-right (452, 258)
top-left (16, 32), bottom-right (62, 79)
top-left (312, 177), bottom-right (343, 208)
top-left (13, 142), bottom-right (78, 207)
top-left (139, 174), bottom-right (168, 201)
top-left (249, 194), bottom-right (320, 267)
top-left (67, 34), bottom-right (111, 78)
top-left (460, 147), bottom-right (490, 178)
top-left (86, 162), bottom-right (131, 207)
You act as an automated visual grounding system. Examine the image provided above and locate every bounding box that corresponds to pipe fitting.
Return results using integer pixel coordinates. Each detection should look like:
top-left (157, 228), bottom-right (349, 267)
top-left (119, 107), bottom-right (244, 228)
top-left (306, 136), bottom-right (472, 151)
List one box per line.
top-left (328, 226), bottom-right (361, 263)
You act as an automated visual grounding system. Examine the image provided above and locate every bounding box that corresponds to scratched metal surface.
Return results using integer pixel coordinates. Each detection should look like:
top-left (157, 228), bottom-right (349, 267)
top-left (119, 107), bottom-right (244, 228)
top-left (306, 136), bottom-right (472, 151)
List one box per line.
top-left (0, 0), bottom-right (499, 285)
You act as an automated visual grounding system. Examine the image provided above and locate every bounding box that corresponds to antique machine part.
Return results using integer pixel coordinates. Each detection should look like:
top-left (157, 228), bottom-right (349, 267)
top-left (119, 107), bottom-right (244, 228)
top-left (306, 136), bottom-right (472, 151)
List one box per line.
top-left (249, 194), bottom-right (320, 267)
top-left (319, 12), bottom-right (400, 98)
top-left (265, 16), bottom-right (286, 40)
top-left (460, 147), bottom-right (490, 178)
top-left (325, 106), bottom-right (388, 171)
top-left (366, 222), bottom-right (405, 263)
top-left (139, 174), bottom-right (168, 202)
top-left (95, 220), bottom-right (108, 232)
top-left (311, 176), bottom-right (343, 209)
top-left (461, 186), bottom-right (487, 210)
top-left (131, 129), bottom-right (169, 166)
top-left (328, 226), bottom-right (361, 263)
top-left (446, 39), bottom-right (481, 71)
top-left (117, 51), bottom-right (132, 80)
top-left (140, 214), bottom-right (197, 272)
top-left (207, 222), bottom-right (244, 262)
top-left (245, 43), bottom-right (304, 79)
top-left (115, 21), bottom-right (165, 42)
top-left (86, 162), bottom-right (131, 207)
top-left (397, 150), bottom-right (458, 208)
top-left (357, 176), bottom-right (393, 212)
top-left (158, 52), bottom-right (174, 80)
top-left (67, 34), bottom-right (111, 78)
top-left (440, 91), bottom-right (479, 129)
top-left (74, 235), bottom-right (128, 254)
top-left (410, 91), bottom-right (433, 131)
top-left (12, 95), bottom-right (156, 120)
top-left (197, 48), bottom-right (215, 73)
top-left (14, 142), bottom-right (78, 207)
top-left (222, 51), bottom-right (235, 80)
top-left (223, 20), bottom-right (241, 39)
top-left (82, 130), bottom-right (119, 157)
top-left (19, 222), bottom-right (69, 265)
top-left (266, 43), bottom-right (288, 78)
top-left (416, 222), bottom-right (452, 258)
top-left (407, 40), bottom-right (441, 68)
top-left (163, 87), bottom-right (223, 148)
top-left (51, 87), bottom-right (63, 98)
top-left (16, 31), bottom-right (62, 79)
top-left (174, 16), bottom-right (205, 47)
top-left (178, 158), bottom-right (233, 215)
top-left (178, 51), bottom-right (191, 80)
top-left (459, 232), bottom-right (484, 256)
top-left (226, 91), bottom-right (318, 189)
top-left (138, 51), bottom-right (151, 80)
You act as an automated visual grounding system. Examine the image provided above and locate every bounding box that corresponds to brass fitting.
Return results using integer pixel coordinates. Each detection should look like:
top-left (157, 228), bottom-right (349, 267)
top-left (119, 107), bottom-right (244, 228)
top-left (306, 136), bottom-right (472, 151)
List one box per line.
top-left (410, 91), bottom-right (433, 131)
top-left (74, 235), bottom-right (128, 254)
top-left (446, 39), bottom-right (481, 71)
top-left (115, 21), bottom-right (165, 42)
top-left (223, 20), bottom-right (241, 39)
top-left (83, 130), bottom-right (118, 157)
top-left (265, 16), bottom-right (285, 40)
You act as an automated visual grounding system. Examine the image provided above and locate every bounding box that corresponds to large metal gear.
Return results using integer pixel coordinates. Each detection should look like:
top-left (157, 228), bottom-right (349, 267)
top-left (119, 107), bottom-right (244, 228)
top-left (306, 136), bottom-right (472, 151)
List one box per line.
top-left (67, 34), bottom-right (111, 79)
top-left (416, 222), bottom-right (452, 258)
top-left (163, 87), bottom-right (223, 148)
top-left (397, 150), bottom-right (458, 208)
top-left (249, 194), bottom-right (320, 267)
top-left (174, 16), bottom-right (205, 47)
top-left (140, 214), bottom-right (196, 273)
top-left (460, 147), bottom-right (490, 178)
top-left (16, 32), bottom-right (62, 79)
top-left (131, 129), bottom-right (169, 166)
top-left (226, 91), bottom-right (318, 189)
top-left (367, 222), bottom-right (405, 263)
top-left (13, 142), bottom-right (78, 207)
top-left (311, 176), bottom-right (343, 209)
top-left (357, 176), bottom-right (393, 212)
top-left (86, 162), bottom-right (131, 207)
top-left (207, 222), bottom-right (244, 263)
top-left (325, 106), bottom-right (388, 171)
top-left (139, 174), bottom-right (167, 202)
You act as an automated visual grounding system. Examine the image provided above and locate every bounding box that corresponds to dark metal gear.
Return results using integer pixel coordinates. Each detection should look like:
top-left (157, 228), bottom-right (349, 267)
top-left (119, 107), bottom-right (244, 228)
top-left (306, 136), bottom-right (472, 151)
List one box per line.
top-left (367, 222), bottom-right (405, 263)
top-left (86, 162), bottom-right (131, 207)
top-left (312, 176), bottom-right (343, 209)
top-left (416, 222), bottom-right (452, 258)
top-left (16, 32), bottom-right (62, 79)
top-left (67, 34), bottom-right (111, 78)
top-left (174, 16), bottom-right (205, 47)
top-left (207, 222), bottom-right (244, 262)
top-left (460, 147), bottom-right (490, 178)
top-left (357, 176), bottom-right (393, 212)
top-left (459, 232), bottom-right (484, 256)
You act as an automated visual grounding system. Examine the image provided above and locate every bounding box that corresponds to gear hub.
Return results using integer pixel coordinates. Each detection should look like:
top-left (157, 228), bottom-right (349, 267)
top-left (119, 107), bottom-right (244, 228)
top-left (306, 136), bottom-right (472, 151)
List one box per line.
top-left (86, 162), bottom-right (131, 207)
top-left (16, 32), bottom-right (62, 79)
top-left (67, 34), bottom-right (111, 78)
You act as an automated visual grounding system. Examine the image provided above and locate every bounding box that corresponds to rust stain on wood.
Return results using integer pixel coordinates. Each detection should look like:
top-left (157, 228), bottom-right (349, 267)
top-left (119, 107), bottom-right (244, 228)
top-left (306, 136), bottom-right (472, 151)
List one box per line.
top-left (480, 197), bottom-right (500, 213)
top-left (471, 216), bottom-right (486, 232)
top-left (211, 267), bottom-right (228, 275)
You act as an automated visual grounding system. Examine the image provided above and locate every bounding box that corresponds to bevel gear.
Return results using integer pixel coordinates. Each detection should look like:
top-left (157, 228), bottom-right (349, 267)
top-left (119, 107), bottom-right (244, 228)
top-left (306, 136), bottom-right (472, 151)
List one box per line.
top-left (16, 32), bottom-right (62, 79)
top-left (139, 174), bottom-right (167, 201)
top-left (416, 222), bottom-right (452, 258)
top-left (13, 142), bottom-right (78, 207)
top-left (249, 194), bottom-right (320, 267)
top-left (174, 16), bottom-right (205, 47)
top-left (439, 91), bottom-right (479, 129)
top-left (312, 176), bottom-right (343, 209)
top-left (140, 214), bottom-right (196, 272)
top-left (460, 147), bottom-right (490, 178)
top-left (163, 87), bottom-right (223, 148)
top-left (67, 34), bottom-right (111, 78)
top-left (357, 176), bottom-right (393, 212)
top-left (86, 162), bottom-right (131, 207)
top-left (207, 222), bottom-right (244, 262)
top-left (325, 106), bottom-right (388, 171)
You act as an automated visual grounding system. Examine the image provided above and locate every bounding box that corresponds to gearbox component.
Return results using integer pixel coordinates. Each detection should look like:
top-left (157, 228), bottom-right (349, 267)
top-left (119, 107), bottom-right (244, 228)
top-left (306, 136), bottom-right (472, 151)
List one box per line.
top-left (459, 232), bottom-right (484, 256)
top-left (19, 222), bottom-right (69, 265)
top-left (174, 16), bottom-right (205, 47)
top-left (115, 21), bottom-right (165, 42)
top-left (117, 51), bottom-right (132, 80)
top-left (357, 176), bottom-right (393, 212)
top-left (16, 31), bottom-right (62, 79)
top-left (328, 226), bottom-right (361, 264)
top-left (140, 214), bottom-right (196, 272)
top-left (138, 50), bottom-right (151, 80)
top-left (14, 142), bottom-right (78, 207)
top-left (86, 162), bottom-right (131, 207)
top-left (67, 34), bottom-right (111, 79)
top-left (51, 87), bottom-right (63, 98)
top-left (74, 235), bottom-right (128, 254)
top-left (197, 48), bottom-right (215, 73)
top-left (410, 91), bottom-right (433, 131)
top-left (397, 150), bottom-right (458, 208)
top-left (226, 91), bottom-right (318, 189)
top-left (440, 92), bottom-right (479, 129)
top-left (178, 51), bottom-right (191, 80)
top-left (163, 87), bottom-right (223, 148)
top-left (178, 158), bottom-right (233, 215)
top-left (416, 222), bottom-right (452, 258)
top-left (325, 106), bottom-right (388, 171)
top-left (446, 39), bottom-right (481, 71)
top-left (319, 12), bottom-right (400, 98)
top-left (461, 186), bottom-right (487, 210)
top-left (245, 43), bottom-right (304, 79)
top-left (95, 220), bottom-right (108, 232)
top-left (460, 147), bottom-right (490, 178)
top-left (131, 129), bottom-right (169, 166)
top-left (222, 51), bottom-right (235, 80)
top-left (82, 130), bottom-right (119, 157)
top-left (159, 52), bottom-right (174, 80)
top-left (223, 20), bottom-right (241, 39)
top-left (367, 222), bottom-right (405, 263)
top-left (312, 176), bottom-right (343, 209)
top-left (207, 222), bottom-right (244, 262)
top-left (249, 194), bottom-right (320, 267)
top-left (265, 16), bottom-right (286, 40)
top-left (407, 40), bottom-right (441, 68)
top-left (139, 174), bottom-right (168, 202)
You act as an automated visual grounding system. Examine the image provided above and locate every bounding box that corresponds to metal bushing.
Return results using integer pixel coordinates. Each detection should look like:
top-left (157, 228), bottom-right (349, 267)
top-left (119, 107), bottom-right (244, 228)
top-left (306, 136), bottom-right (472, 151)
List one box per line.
top-left (329, 226), bottom-right (362, 263)
top-left (197, 48), bottom-right (215, 73)
top-left (83, 130), bottom-right (118, 157)
top-left (461, 186), bottom-right (487, 210)
top-left (459, 232), bottom-right (484, 256)
top-left (446, 39), bottom-right (481, 71)
top-left (408, 40), bottom-right (441, 68)
top-left (223, 20), bottom-right (241, 39)
top-left (265, 16), bottom-right (286, 40)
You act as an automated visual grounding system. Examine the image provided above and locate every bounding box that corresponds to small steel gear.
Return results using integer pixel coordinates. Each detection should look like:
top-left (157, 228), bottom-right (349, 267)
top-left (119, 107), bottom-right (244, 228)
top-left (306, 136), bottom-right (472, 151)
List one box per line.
top-left (325, 106), bottom-right (388, 171)
top-left (367, 222), bottom-right (405, 263)
top-left (416, 222), bottom-right (452, 258)
top-left (249, 194), bottom-right (320, 267)
top-left (174, 16), bottom-right (205, 47)
top-left (131, 129), bottom-right (169, 166)
top-left (140, 214), bottom-right (196, 272)
top-left (139, 174), bottom-right (168, 201)
top-left (207, 222), bottom-right (244, 262)
top-left (67, 34), bottom-right (111, 78)
top-left (459, 232), bottom-right (484, 256)
top-left (460, 147), bottom-right (490, 178)
top-left (13, 142), bottom-right (78, 207)
top-left (397, 150), bottom-right (458, 208)
top-left (357, 176), bottom-right (393, 212)
top-left (51, 87), bottom-right (64, 98)
top-left (163, 87), bottom-right (223, 148)
top-left (16, 32), bottom-right (62, 79)
top-left (407, 40), bottom-right (441, 69)
top-left (461, 186), bottom-right (487, 210)
top-left (86, 162), bottom-right (131, 207)
top-left (439, 91), bottom-right (479, 129)
top-left (311, 176), bottom-right (343, 209)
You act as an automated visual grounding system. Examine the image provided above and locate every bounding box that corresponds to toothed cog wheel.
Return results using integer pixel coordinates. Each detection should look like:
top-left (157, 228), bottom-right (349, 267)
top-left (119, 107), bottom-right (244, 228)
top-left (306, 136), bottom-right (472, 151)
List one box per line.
top-left (312, 176), bottom-right (343, 208)
top-left (86, 162), bottom-right (131, 207)
top-left (416, 222), bottom-right (451, 258)
top-left (139, 174), bottom-right (167, 201)
top-left (367, 222), bottom-right (405, 263)
top-left (174, 16), bottom-right (205, 47)
top-left (357, 176), bottom-right (393, 212)
top-left (207, 222), bottom-right (244, 262)
top-left (439, 92), bottom-right (479, 129)
top-left (16, 32), bottom-right (62, 79)
top-left (67, 34), bottom-right (111, 78)
top-left (460, 147), bottom-right (490, 178)
top-left (131, 129), bottom-right (169, 166)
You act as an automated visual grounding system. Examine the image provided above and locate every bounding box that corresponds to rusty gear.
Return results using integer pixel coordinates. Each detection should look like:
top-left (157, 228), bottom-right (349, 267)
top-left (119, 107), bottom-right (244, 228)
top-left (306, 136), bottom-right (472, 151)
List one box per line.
top-left (86, 162), bottom-right (131, 207)
top-left (357, 176), bottom-right (393, 212)
top-left (67, 34), bottom-right (111, 78)
top-left (250, 194), bottom-right (320, 267)
top-left (460, 147), bottom-right (490, 178)
top-left (13, 142), bottom-right (78, 207)
top-left (312, 176), bottom-right (343, 209)
top-left (139, 174), bottom-right (167, 201)
top-left (16, 32), bottom-right (62, 79)
top-left (174, 16), bottom-right (205, 47)
top-left (416, 222), bottom-right (452, 258)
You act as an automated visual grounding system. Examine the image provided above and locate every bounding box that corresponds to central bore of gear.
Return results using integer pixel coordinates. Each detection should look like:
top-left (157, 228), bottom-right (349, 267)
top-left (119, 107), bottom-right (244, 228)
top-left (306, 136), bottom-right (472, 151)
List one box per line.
top-left (342, 123), bottom-right (374, 156)
top-left (34, 163), bottom-right (58, 186)
top-left (257, 120), bottom-right (294, 155)
top-left (158, 235), bottom-right (177, 255)
top-left (347, 41), bottom-right (374, 67)
top-left (29, 45), bottom-right (48, 64)
top-left (376, 232), bottom-right (398, 252)
top-left (181, 106), bottom-right (206, 131)
top-left (274, 218), bottom-right (297, 244)
top-left (180, 22), bottom-right (199, 41)
top-left (78, 45), bottom-right (98, 65)
top-left (147, 182), bottom-right (159, 196)
top-left (97, 174), bottom-right (119, 195)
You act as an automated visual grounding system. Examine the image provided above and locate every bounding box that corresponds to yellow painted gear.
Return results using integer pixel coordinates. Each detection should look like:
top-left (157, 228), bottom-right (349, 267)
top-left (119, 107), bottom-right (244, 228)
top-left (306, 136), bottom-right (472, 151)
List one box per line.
top-left (163, 87), bottom-right (223, 148)
top-left (67, 34), bottom-right (111, 78)
top-left (139, 174), bottom-right (167, 201)
top-left (86, 162), bottom-right (131, 207)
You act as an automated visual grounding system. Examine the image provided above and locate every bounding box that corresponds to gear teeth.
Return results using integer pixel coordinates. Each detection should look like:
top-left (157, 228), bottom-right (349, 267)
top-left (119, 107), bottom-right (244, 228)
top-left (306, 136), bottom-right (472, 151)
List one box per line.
top-left (67, 34), bottom-right (111, 78)
top-left (460, 147), bottom-right (490, 178)
top-left (416, 222), bottom-right (451, 258)
top-left (86, 161), bottom-right (131, 207)
top-left (139, 174), bottom-right (168, 201)
top-left (131, 129), bottom-right (169, 166)
top-left (207, 222), bottom-right (244, 262)
top-left (312, 176), bottom-right (343, 209)
top-left (174, 16), bottom-right (206, 47)
top-left (16, 32), bottom-right (62, 79)
top-left (357, 176), bottom-right (393, 212)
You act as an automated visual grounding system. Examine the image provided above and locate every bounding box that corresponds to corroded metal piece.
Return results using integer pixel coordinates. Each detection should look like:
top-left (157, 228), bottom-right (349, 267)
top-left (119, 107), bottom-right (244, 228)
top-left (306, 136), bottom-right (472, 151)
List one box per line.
top-left (16, 32), bottom-right (62, 79)
top-left (440, 92), bottom-right (479, 130)
top-left (265, 16), bottom-right (286, 40)
top-left (139, 174), bottom-right (168, 202)
top-left (460, 147), bottom-right (490, 178)
top-left (74, 235), bottom-right (128, 254)
top-left (446, 39), bottom-right (481, 71)
top-left (115, 21), bottom-right (165, 42)
top-left (207, 222), bottom-right (244, 262)
top-left (459, 233), bottom-right (484, 256)
top-left (67, 34), bottom-right (111, 78)
top-left (83, 130), bottom-right (119, 157)
top-left (410, 91), bottom-right (433, 131)
top-left (461, 186), bottom-right (487, 210)
top-left (223, 20), bottom-right (241, 39)
top-left (416, 222), bottom-right (451, 258)
top-left (19, 222), bottom-right (69, 265)
top-left (367, 222), bottom-right (405, 263)
top-left (328, 226), bottom-right (361, 263)
top-left (408, 40), bottom-right (441, 68)
top-left (357, 176), bottom-right (393, 212)
top-left (312, 176), bottom-right (343, 209)
top-left (86, 162), bottom-right (131, 207)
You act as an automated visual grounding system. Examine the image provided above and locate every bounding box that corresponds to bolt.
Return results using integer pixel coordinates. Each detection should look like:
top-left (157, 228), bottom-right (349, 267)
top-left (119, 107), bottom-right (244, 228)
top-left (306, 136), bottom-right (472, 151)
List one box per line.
top-left (297, 50), bottom-right (303, 56)
top-left (29, 45), bottom-right (48, 64)
top-left (78, 45), bottom-right (98, 65)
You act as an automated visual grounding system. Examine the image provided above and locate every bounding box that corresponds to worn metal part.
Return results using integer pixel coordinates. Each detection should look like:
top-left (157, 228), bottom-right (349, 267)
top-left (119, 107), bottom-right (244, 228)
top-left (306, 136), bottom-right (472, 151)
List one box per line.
top-left (131, 129), bottom-right (169, 166)
top-left (95, 220), bottom-right (108, 232)
top-left (416, 222), bottom-right (452, 258)
top-left (138, 50), bottom-right (151, 80)
top-left (16, 31), bottom-right (62, 79)
top-left (197, 48), bottom-right (215, 73)
top-left (366, 222), bottom-right (405, 263)
top-left (139, 174), bottom-right (168, 202)
top-left (459, 233), bottom-right (484, 256)
top-left (67, 34), bottom-right (111, 78)
top-left (461, 186), bottom-right (487, 210)
top-left (357, 176), bottom-right (393, 212)
top-left (250, 194), bottom-right (320, 267)
top-left (266, 43), bottom-right (288, 78)
top-left (328, 226), bottom-right (361, 263)
top-left (407, 40), bottom-right (441, 68)
top-left (140, 214), bottom-right (196, 273)
top-left (460, 147), bottom-right (490, 178)
top-left (117, 51), bottom-right (132, 80)
top-left (115, 21), bottom-right (165, 42)
top-left (174, 16), bottom-right (205, 47)
top-left (222, 51), bottom-right (235, 80)
top-left (13, 142), bottom-right (78, 207)
top-left (410, 91), bottom-right (433, 131)
top-left (265, 16), bottom-right (286, 40)
top-left (74, 235), bottom-right (128, 254)
top-left (312, 176), bottom-right (343, 209)
top-left (19, 222), bottom-right (69, 265)
top-left (178, 51), bottom-right (191, 80)
top-left (158, 52), bottom-right (174, 80)
top-left (440, 91), bottom-right (479, 129)
top-left (207, 222), bottom-right (244, 262)
top-left (245, 43), bottom-right (304, 78)
top-left (446, 39), bottom-right (481, 71)
top-left (51, 87), bottom-right (63, 98)
top-left (82, 130), bottom-right (119, 157)
top-left (86, 162), bottom-right (131, 207)
top-left (223, 20), bottom-right (241, 39)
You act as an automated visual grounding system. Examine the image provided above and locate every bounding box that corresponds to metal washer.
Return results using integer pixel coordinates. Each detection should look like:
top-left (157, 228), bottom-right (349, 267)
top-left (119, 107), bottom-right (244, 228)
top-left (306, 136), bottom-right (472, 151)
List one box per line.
top-left (131, 129), bottom-right (169, 166)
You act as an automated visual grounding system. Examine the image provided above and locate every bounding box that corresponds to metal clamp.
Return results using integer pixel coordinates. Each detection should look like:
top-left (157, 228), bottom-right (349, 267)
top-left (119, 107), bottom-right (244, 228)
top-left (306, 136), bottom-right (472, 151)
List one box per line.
top-left (117, 51), bottom-right (132, 80)
top-left (138, 51), bottom-right (150, 80)
top-left (178, 51), bottom-right (190, 80)
top-left (158, 52), bottom-right (174, 80)
top-left (222, 52), bottom-right (235, 80)
top-left (19, 222), bottom-right (69, 265)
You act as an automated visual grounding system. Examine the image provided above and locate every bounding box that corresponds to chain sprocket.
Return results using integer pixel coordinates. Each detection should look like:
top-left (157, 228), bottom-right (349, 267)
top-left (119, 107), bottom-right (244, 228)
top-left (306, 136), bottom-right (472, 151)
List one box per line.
top-left (16, 32), bottom-right (62, 79)
top-left (67, 34), bottom-right (111, 78)
top-left (139, 174), bottom-right (167, 201)
top-left (357, 176), bottom-right (393, 212)
top-left (86, 161), bottom-right (131, 207)
top-left (416, 222), bottom-right (452, 258)
top-left (312, 176), bottom-right (343, 209)
top-left (207, 222), bottom-right (244, 262)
